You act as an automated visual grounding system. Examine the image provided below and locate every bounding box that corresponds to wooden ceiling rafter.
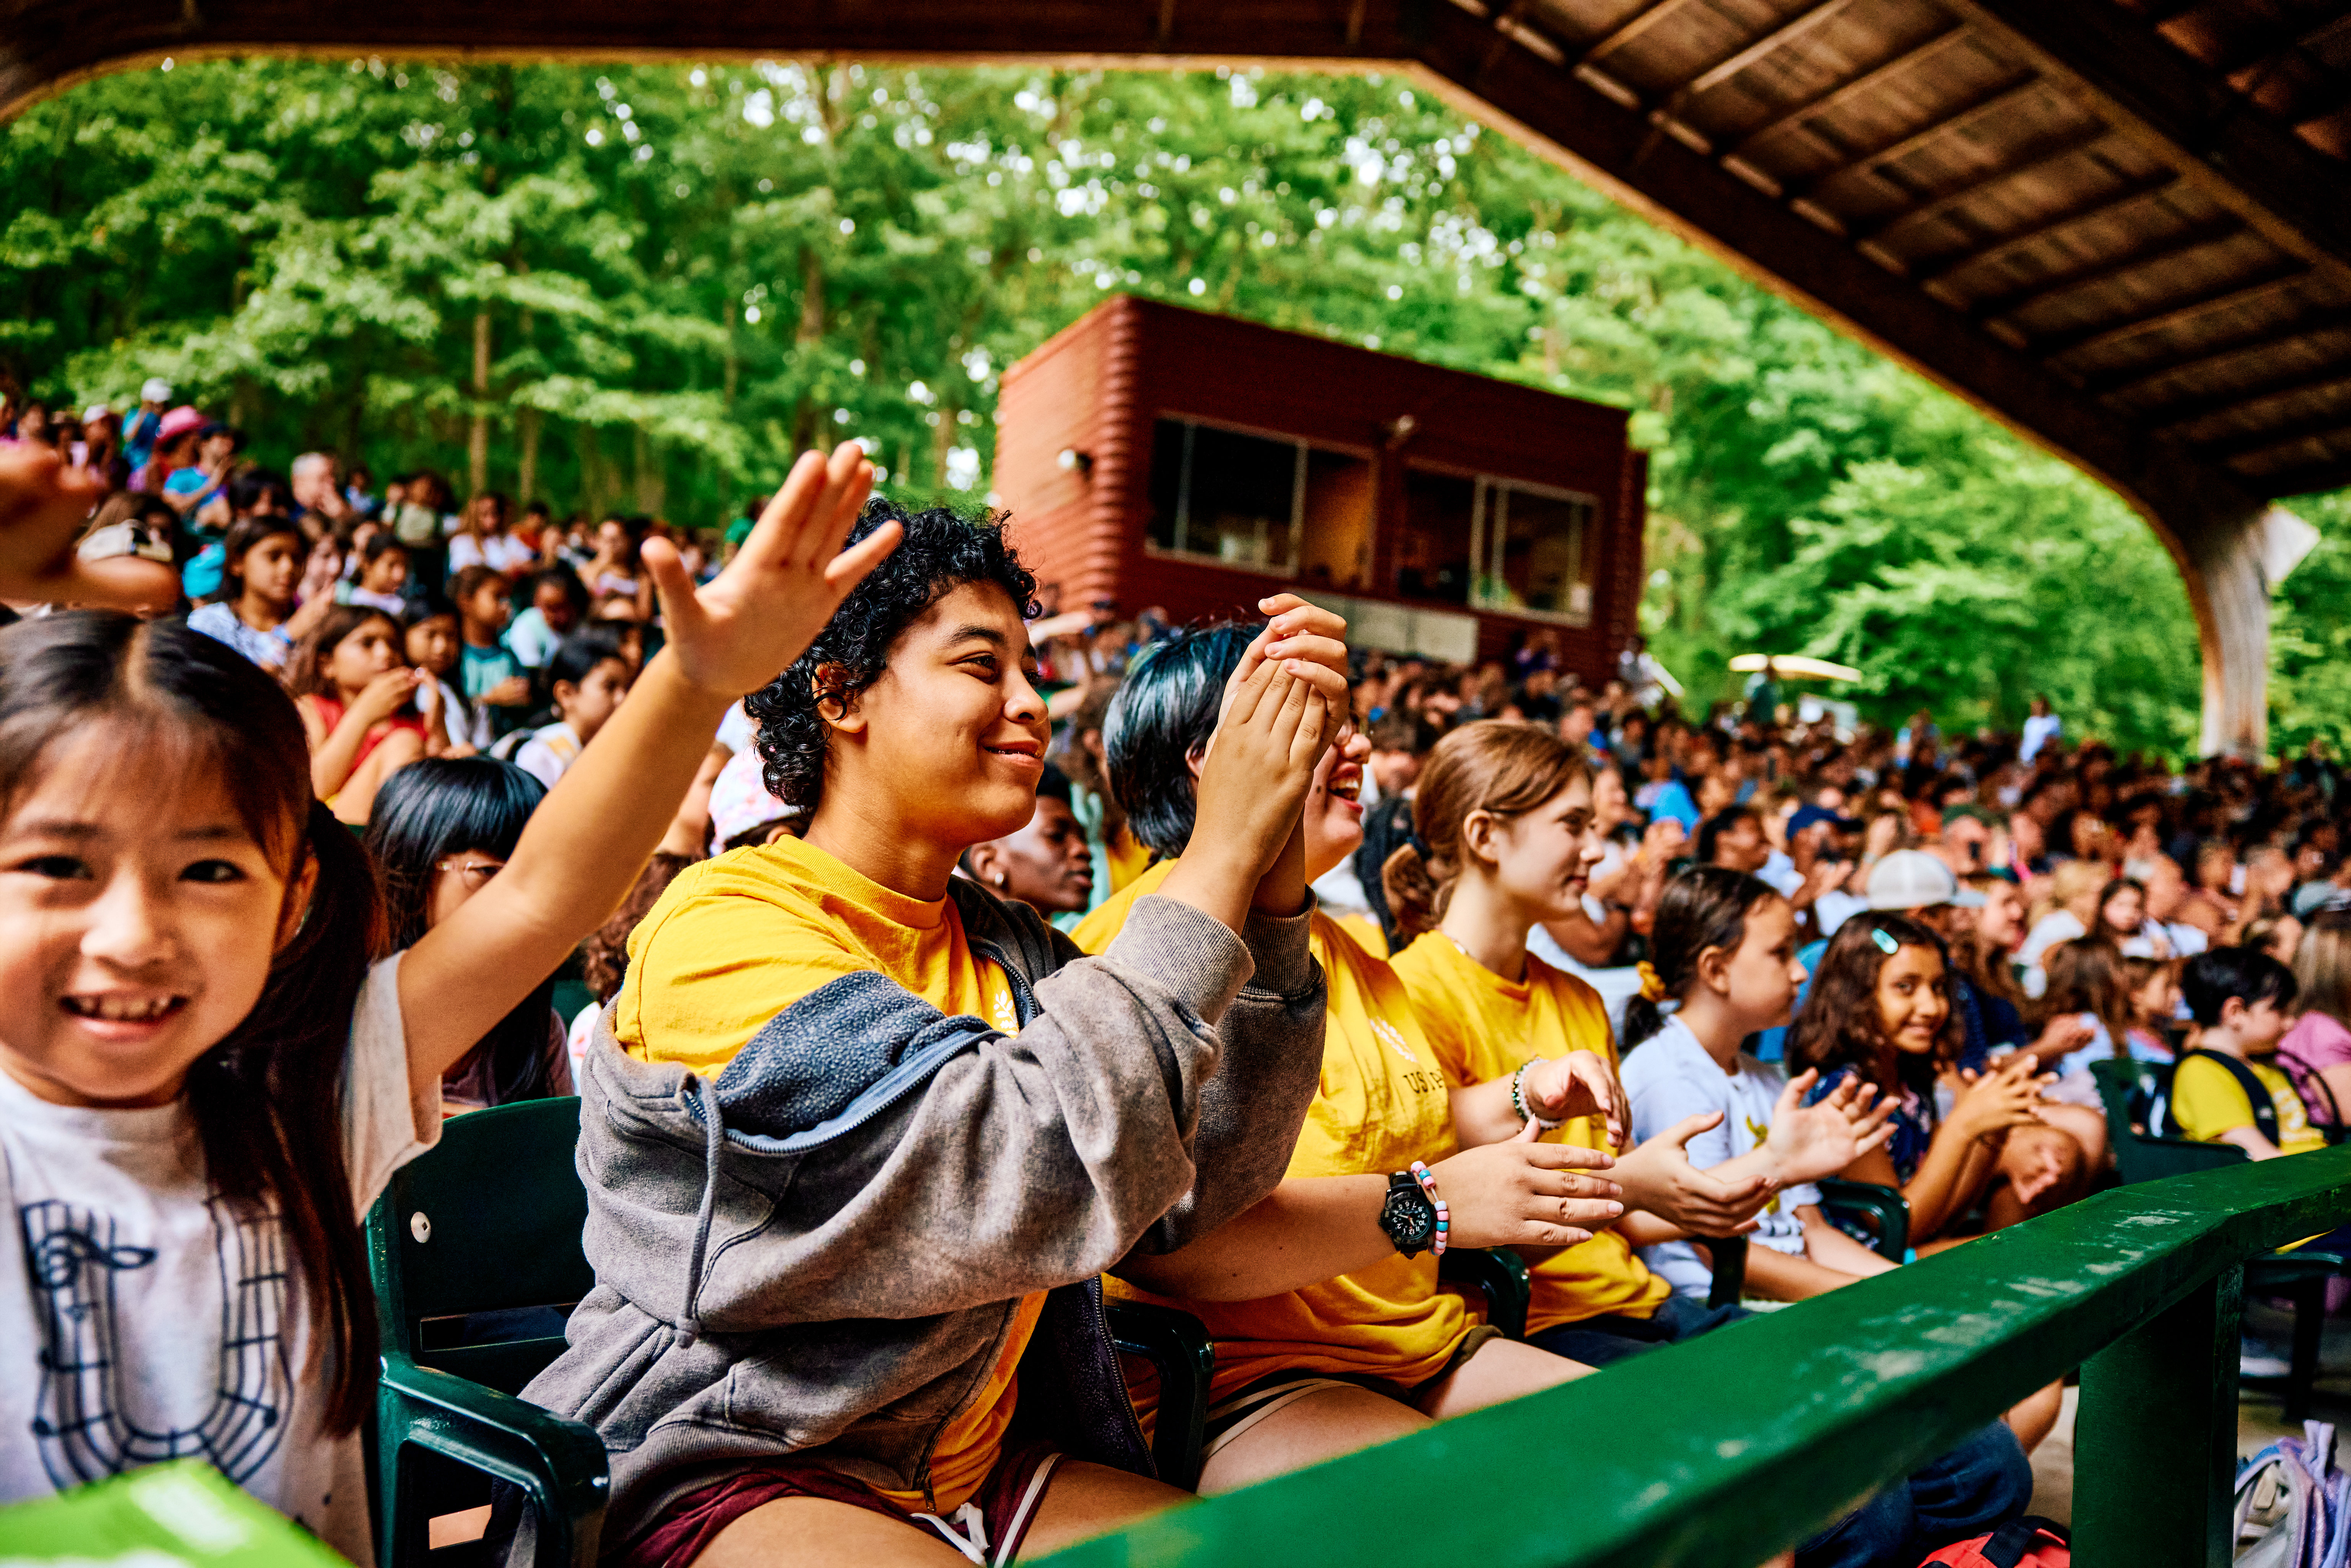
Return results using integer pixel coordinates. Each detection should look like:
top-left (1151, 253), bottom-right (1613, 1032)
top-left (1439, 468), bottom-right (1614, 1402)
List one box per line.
top-left (2198, 404), bottom-right (2351, 462)
top-left (1722, 23), bottom-right (1971, 164)
top-left (1781, 73), bottom-right (2046, 206)
top-left (1969, 218), bottom-right (2243, 321)
top-left (1575, 0), bottom-right (1697, 68)
top-left (1672, 0), bottom-right (1862, 101)
top-left (2113, 308), bottom-right (2351, 411)
top-left (2208, 8), bottom-right (2351, 79)
top-left (2036, 267), bottom-right (2315, 363)
top-left (1910, 172), bottom-right (2181, 285)
top-left (1852, 122), bottom-right (2115, 244)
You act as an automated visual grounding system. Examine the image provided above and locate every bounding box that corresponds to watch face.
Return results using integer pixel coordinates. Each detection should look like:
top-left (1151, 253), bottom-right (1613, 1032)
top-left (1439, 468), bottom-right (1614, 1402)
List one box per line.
top-left (1381, 1184), bottom-right (1436, 1253)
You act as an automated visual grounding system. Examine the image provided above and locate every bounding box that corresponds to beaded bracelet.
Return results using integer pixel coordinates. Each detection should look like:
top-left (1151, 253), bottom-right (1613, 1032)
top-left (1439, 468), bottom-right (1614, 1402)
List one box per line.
top-left (1509, 1061), bottom-right (1566, 1132)
top-left (1408, 1160), bottom-right (1449, 1256)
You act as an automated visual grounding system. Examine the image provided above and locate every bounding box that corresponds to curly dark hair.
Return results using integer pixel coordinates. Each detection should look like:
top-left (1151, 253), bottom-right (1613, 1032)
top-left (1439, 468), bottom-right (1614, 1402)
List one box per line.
top-left (746, 496), bottom-right (1036, 816)
top-left (1785, 911), bottom-right (1959, 1099)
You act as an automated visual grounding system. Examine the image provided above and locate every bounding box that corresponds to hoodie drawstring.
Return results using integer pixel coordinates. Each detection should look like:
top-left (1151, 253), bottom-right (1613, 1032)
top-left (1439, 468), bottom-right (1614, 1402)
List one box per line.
top-left (914, 1503), bottom-right (991, 1565)
top-left (677, 1072), bottom-right (725, 1350)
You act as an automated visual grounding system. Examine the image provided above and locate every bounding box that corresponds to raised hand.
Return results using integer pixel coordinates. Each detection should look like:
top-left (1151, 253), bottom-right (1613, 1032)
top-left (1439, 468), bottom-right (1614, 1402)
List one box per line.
top-left (1758, 1068), bottom-right (1895, 1186)
top-left (645, 442), bottom-right (893, 699)
top-left (1435, 1132), bottom-right (1624, 1250)
top-left (1609, 1112), bottom-right (1778, 1237)
top-left (0, 443), bottom-right (176, 612)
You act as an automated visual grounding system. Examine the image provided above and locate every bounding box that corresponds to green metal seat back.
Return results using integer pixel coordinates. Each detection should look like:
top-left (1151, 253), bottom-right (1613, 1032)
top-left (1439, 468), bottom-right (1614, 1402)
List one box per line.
top-left (2087, 1056), bottom-right (2249, 1185)
top-left (367, 1096), bottom-right (594, 1396)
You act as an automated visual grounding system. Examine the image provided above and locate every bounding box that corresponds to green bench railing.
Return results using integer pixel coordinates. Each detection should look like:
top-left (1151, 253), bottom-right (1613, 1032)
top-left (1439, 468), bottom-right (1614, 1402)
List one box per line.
top-left (1041, 1146), bottom-right (2351, 1568)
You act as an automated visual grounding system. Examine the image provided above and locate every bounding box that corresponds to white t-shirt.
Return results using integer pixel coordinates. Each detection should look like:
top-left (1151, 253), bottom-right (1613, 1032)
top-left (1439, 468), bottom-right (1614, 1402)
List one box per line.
top-left (513, 722), bottom-right (584, 791)
top-left (446, 533), bottom-right (535, 577)
top-left (714, 700), bottom-right (755, 756)
top-left (1620, 1014), bottom-right (1818, 1297)
top-left (0, 956), bottom-right (438, 1567)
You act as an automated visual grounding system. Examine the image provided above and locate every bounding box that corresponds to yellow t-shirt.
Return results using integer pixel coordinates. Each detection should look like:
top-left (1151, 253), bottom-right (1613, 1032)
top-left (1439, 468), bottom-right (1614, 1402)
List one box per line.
top-left (1105, 824), bottom-right (1154, 896)
top-left (1076, 862), bottom-right (1473, 1403)
top-left (617, 833), bottom-right (1034, 1512)
top-left (2173, 1052), bottom-right (2327, 1156)
top-left (1390, 932), bottom-right (1671, 1334)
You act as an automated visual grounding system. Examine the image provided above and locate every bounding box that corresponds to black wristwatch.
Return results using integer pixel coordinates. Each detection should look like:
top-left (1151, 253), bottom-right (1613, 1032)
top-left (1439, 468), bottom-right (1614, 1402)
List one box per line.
top-left (1379, 1171), bottom-right (1438, 1257)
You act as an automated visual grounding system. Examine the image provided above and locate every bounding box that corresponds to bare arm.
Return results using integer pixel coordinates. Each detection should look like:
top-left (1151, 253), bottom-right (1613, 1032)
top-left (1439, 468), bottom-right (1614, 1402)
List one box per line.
top-left (399, 445), bottom-right (895, 1086)
top-left (1449, 1050), bottom-right (1623, 1151)
top-left (2217, 1124), bottom-right (2286, 1161)
top-left (1115, 1133), bottom-right (1622, 1302)
top-left (1799, 1205), bottom-right (1901, 1276)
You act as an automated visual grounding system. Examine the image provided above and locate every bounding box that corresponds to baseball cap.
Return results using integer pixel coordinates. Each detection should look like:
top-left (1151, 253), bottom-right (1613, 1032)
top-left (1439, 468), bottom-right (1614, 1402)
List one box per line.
top-left (140, 377), bottom-right (174, 405)
top-left (1788, 803), bottom-right (1859, 838)
top-left (155, 406), bottom-right (205, 443)
top-left (1942, 803), bottom-right (2001, 830)
top-left (81, 403), bottom-right (114, 424)
top-left (1866, 849), bottom-right (1986, 911)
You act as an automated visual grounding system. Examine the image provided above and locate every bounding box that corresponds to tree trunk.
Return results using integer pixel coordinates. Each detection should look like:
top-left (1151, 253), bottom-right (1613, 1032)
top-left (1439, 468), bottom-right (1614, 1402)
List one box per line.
top-left (724, 298), bottom-right (739, 407)
top-left (797, 246), bottom-right (825, 345)
top-left (633, 425), bottom-right (664, 515)
top-left (517, 407), bottom-right (541, 507)
top-left (468, 308), bottom-right (493, 499)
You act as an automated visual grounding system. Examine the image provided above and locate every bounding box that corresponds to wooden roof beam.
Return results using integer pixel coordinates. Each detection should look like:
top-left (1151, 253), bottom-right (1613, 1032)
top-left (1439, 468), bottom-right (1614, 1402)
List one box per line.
top-left (2037, 269), bottom-right (2314, 364)
top-left (1937, 0), bottom-right (2351, 294)
top-left (2143, 350), bottom-right (2351, 435)
top-left (1912, 173), bottom-right (2179, 286)
top-left (2198, 406), bottom-right (2351, 465)
top-left (1578, 0), bottom-right (1699, 69)
top-left (1674, 0), bottom-right (1862, 101)
top-left (1784, 74), bottom-right (2044, 205)
top-left (1969, 218), bottom-right (2241, 322)
top-left (2106, 310), bottom-right (2351, 409)
top-left (1856, 122), bottom-right (2113, 244)
top-left (1722, 24), bottom-right (1970, 164)
top-left (2209, 10), bottom-right (2351, 80)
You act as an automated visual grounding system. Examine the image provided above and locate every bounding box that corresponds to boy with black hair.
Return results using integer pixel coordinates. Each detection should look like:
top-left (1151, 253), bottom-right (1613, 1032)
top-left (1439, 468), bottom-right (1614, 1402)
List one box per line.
top-left (2171, 946), bottom-right (2322, 1160)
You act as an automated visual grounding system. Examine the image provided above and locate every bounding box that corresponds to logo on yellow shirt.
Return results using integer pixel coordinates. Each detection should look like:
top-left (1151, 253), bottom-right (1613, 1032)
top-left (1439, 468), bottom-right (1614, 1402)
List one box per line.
top-left (1368, 1016), bottom-right (1421, 1065)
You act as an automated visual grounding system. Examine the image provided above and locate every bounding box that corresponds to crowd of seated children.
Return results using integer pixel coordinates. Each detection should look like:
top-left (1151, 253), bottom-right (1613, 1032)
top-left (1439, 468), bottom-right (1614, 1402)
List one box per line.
top-left (0, 439), bottom-right (901, 1566)
top-left (518, 506), bottom-right (1350, 1567)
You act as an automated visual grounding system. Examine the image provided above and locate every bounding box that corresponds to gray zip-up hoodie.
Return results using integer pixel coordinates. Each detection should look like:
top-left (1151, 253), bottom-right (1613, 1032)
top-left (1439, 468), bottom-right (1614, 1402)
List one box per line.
top-left (518, 877), bottom-right (1323, 1551)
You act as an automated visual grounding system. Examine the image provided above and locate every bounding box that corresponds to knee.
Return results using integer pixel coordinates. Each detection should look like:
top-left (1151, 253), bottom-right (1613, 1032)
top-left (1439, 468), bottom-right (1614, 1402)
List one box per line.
top-left (1928, 1421), bottom-right (2035, 1529)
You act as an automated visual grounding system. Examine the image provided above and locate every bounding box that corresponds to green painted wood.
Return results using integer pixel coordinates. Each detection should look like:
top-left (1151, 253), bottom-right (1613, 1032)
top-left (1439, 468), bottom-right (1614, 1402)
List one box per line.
top-left (1040, 1147), bottom-right (2351, 1568)
top-left (2074, 1266), bottom-right (2242, 1568)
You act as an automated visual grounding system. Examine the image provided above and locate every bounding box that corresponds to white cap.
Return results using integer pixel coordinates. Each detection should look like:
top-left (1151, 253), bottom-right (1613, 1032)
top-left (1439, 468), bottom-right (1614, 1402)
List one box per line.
top-left (1865, 849), bottom-right (1986, 911)
top-left (140, 377), bottom-right (174, 404)
top-left (82, 403), bottom-right (114, 423)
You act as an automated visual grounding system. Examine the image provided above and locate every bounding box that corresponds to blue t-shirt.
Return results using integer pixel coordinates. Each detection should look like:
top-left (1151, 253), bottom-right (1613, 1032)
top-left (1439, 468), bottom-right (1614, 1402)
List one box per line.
top-left (461, 640), bottom-right (527, 739)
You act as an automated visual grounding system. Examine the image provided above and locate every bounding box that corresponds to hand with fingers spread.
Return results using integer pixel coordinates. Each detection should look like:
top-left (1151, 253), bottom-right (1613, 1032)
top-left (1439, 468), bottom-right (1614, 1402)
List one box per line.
top-left (1609, 1112), bottom-right (1780, 1238)
top-left (1754, 1067), bottom-right (1896, 1187)
top-left (1433, 1128), bottom-right (1625, 1250)
top-left (646, 442), bottom-right (895, 699)
top-left (0, 442), bottom-right (178, 612)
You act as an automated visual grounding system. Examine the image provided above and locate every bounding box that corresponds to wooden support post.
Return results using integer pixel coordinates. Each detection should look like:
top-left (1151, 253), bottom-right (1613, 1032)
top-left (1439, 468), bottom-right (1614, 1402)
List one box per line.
top-left (2074, 1266), bottom-right (2242, 1568)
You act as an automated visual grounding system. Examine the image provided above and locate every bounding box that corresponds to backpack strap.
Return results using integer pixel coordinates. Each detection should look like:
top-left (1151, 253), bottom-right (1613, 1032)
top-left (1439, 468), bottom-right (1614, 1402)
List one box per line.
top-left (2167, 1049), bottom-right (2281, 1145)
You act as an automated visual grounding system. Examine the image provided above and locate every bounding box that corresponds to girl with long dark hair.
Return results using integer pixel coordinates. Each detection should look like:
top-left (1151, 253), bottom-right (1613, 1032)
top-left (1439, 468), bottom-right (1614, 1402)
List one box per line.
top-left (362, 757), bottom-right (572, 1110)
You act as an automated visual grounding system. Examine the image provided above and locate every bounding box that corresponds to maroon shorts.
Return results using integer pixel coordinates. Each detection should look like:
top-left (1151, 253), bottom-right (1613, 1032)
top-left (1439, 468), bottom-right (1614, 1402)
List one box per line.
top-left (622, 1441), bottom-right (1065, 1568)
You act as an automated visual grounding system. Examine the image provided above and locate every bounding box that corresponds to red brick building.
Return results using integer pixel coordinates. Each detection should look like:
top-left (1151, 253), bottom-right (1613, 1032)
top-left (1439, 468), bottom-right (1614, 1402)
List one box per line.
top-left (992, 295), bottom-right (1647, 682)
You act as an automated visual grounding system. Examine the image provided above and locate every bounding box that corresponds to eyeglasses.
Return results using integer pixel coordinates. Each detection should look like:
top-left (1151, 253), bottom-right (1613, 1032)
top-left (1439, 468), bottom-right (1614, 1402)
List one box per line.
top-left (434, 857), bottom-right (505, 888)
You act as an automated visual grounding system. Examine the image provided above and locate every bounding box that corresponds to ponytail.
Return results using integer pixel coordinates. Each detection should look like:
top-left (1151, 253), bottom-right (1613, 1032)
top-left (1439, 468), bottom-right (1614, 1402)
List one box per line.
top-left (1380, 836), bottom-right (1450, 944)
top-left (1621, 865), bottom-right (1782, 1052)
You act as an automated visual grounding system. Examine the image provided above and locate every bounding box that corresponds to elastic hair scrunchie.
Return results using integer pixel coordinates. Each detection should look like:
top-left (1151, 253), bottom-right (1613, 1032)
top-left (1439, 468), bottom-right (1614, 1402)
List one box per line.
top-left (1636, 960), bottom-right (1668, 1004)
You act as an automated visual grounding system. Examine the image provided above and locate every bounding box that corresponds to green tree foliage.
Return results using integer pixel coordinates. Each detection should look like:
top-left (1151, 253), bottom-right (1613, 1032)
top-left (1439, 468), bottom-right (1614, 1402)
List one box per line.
top-left (3, 56), bottom-right (2338, 753)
